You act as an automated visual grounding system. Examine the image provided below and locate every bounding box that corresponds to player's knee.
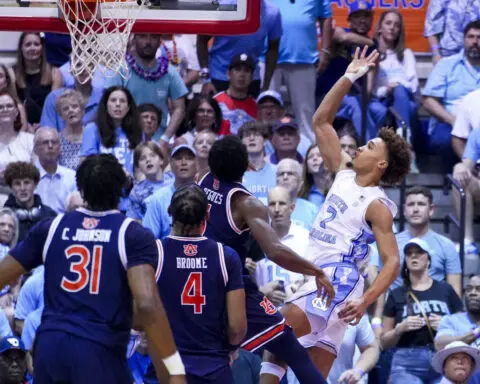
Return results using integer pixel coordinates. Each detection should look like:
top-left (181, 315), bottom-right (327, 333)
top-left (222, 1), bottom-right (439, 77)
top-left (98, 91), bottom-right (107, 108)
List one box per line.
top-left (281, 303), bottom-right (311, 337)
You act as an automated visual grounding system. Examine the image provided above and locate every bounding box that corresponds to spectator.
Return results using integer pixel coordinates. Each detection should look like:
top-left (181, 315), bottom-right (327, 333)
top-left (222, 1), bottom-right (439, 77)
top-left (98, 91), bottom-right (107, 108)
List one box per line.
top-left (268, 0), bottom-right (333, 143)
top-left (0, 311), bottom-right (12, 340)
top-left (433, 341), bottom-right (480, 384)
top-left (138, 103), bottom-right (162, 142)
top-left (452, 126), bottom-right (480, 259)
top-left (80, 86), bottom-right (142, 176)
top-left (425, 0), bottom-right (480, 64)
top-left (422, 20), bottom-right (480, 171)
top-left (336, 122), bottom-right (360, 158)
top-left (0, 336), bottom-right (27, 384)
top-left (214, 54), bottom-right (257, 135)
top-left (3, 162), bottom-right (56, 242)
top-left (370, 186), bottom-right (462, 295)
top-left (197, 0), bottom-right (282, 97)
top-left (370, 10), bottom-right (419, 133)
top-left (276, 158), bottom-right (319, 230)
top-left (435, 275), bottom-right (480, 351)
top-left (451, 88), bottom-right (480, 159)
top-left (0, 65), bottom-right (26, 131)
top-left (40, 65), bottom-right (103, 133)
top-left (156, 34), bottom-right (200, 90)
top-left (325, 315), bottom-right (379, 384)
top-left (34, 127), bottom-right (77, 213)
top-left (316, 0), bottom-right (375, 138)
top-left (14, 269), bottom-right (44, 337)
top-left (193, 130), bottom-right (216, 179)
top-left (298, 144), bottom-right (332, 209)
top-left (265, 117), bottom-right (303, 165)
top-left (176, 95), bottom-right (223, 146)
top-left (53, 89), bottom-right (86, 170)
top-left (381, 238), bottom-right (463, 384)
top-left (143, 145), bottom-right (197, 239)
top-left (126, 142), bottom-right (167, 221)
top-left (0, 91), bottom-right (35, 188)
top-left (106, 33), bottom-right (188, 148)
top-left (255, 186), bottom-right (309, 306)
top-left (240, 121), bottom-right (277, 205)
top-left (0, 208), bottom-right (18, 259)
top-left (21, 306), bottom-right (42, 377)
top-left (12, 33), bottom-right (56, 129)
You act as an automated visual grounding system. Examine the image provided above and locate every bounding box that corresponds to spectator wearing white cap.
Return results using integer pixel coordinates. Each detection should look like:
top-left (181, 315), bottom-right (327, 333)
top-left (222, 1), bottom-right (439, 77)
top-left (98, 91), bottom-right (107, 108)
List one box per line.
top-left (143, 144), bottom-right (197, 239)
top-left (432, 341), bottom-right (480, 384)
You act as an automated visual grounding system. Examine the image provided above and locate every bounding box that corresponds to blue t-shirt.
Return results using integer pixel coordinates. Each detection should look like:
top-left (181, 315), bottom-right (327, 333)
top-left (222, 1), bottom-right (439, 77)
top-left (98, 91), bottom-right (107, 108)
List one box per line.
top-left (242, 162), bottom-right (277, 205)
top-left (21, 307), bottom-right (42, 351)
top-left (14, 269), bottom-right (44, 321)
top-left (463, 127), bottom-right (480, 162)
top-left (143, 183), bottom-right (177, 240)
top-left (127, 179), bottom-right (168, 220)
top-left (209, 0), bottom-right (282, 81)
top-left (269, 0), bottom-right (332, 64)
top-left (308, 185), bottom-right (326, 210)
top-left (128, 351), bottom-right (151, 384)
top-left (291, 197), bottom-right (319, 230)
top-left (9, 209), bottom-right (159, 354)
top-left (0, 308), bottom-right (13, 339)
top-left (370, 229), bottom-right (462, 290)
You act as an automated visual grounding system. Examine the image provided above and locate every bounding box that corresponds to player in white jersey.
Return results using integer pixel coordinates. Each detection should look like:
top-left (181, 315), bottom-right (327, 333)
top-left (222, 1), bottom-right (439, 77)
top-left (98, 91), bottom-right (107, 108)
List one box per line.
top-left (259, 47), bottom-right (412, 383)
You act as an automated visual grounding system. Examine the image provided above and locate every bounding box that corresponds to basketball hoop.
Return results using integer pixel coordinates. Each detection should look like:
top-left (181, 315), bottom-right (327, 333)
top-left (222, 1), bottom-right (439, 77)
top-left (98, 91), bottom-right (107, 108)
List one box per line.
top-left (57, 0), bottom-right (147, 84)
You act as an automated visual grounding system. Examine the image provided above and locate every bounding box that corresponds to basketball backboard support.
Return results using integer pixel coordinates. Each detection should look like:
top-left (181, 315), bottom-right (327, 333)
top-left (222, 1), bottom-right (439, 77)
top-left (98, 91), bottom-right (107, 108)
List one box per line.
top-left (0, 0), bottom-right (260, 35)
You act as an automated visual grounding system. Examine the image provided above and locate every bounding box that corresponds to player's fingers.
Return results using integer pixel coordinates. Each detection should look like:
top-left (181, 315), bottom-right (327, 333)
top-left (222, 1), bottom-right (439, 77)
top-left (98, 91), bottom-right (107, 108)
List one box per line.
top-left (366, 48), bottom-right (378, 62)
top-left (361, 44), bottom-right (368, 59)
top-left (353, 46), bottom-right (360, 61)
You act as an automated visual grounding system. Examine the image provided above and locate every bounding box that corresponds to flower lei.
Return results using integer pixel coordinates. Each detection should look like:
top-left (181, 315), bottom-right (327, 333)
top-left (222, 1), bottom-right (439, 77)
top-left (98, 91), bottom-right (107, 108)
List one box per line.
top-left (126, 53), bottom-right (169, 81)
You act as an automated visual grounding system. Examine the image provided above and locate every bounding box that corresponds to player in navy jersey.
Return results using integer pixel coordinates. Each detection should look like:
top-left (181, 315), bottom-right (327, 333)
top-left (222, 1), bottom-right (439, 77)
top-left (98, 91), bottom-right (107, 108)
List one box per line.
top-left (0, 154), bottom-right (186, 384)
top-left (198, 136), bottom-right (335, 384)
top-left (144, 184), bottom-right (246, 384)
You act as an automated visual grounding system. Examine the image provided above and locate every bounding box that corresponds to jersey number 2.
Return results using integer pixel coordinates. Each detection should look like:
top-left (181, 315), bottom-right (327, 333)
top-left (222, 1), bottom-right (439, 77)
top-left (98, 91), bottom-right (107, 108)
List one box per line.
top-left (60, 245), bottom-right (103, 294)
top-left (181, 272), bottom-right (206, 314)
top-left (319, 205), bottom-right (337, 229)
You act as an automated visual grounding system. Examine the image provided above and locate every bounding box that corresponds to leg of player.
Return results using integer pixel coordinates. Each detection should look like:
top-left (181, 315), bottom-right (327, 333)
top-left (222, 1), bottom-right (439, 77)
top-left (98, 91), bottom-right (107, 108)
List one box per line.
top-left (259, 303), bottom-right (328, 384)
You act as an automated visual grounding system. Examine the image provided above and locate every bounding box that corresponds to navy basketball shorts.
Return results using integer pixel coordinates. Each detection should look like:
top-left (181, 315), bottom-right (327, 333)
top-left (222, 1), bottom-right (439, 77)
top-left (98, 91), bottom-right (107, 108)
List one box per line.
top-left (33, 330), bottom-right (132, 384)
top-left (241, 288), bottom-right (287, 352)
top-left (186, 365), bottom-right (233, 384)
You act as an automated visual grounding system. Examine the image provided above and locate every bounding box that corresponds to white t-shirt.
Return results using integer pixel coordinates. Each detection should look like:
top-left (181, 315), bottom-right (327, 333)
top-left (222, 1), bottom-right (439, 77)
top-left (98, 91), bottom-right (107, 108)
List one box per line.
top-left (0, 131), bottom-right (35, 171)
top-left (451, 89), bottom-right (480, 140)
top-left (156, 34), bottom-right (200, 80)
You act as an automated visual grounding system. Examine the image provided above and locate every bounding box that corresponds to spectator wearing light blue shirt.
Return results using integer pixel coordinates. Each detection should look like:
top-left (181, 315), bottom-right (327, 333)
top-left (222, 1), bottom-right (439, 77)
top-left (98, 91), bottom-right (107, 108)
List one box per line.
top-left (239, 121), bottom-right (277, 205)
top-left (268, 0), bottom-right (333, 143)
top-left (0, 309), bottom-right (12, 339)
top-left (197, 0), bottom-right (282, 97)
top-left (55, 60), bottom-right (107, 89)
top-left (276, 158), bottom-right (319, 230)
top-left (40, 69), bottom-right (103, 132)
top-left (106, 34), bottom-right (188, 144)
top-left (14, 268), bottom-right (44, 336)
top-left (422, 21), bottom-right (480, 171)
top-left (21, 307), bottom-right (42, 352)
top-left (143, 145), bottom-right (197, 239)
top-left (34, 128), bottom-right (77, 213)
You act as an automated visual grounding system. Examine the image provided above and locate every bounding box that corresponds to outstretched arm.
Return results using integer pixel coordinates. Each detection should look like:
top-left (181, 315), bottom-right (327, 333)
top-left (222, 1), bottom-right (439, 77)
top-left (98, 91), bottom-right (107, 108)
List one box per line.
top-left (313, 46), bottom-right (378, 173)
top-left (241, 196), bottom-right (335, 304)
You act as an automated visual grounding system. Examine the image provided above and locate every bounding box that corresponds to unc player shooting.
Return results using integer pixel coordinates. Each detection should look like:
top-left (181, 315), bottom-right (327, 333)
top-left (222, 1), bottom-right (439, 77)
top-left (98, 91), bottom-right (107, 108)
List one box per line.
top-left (199, 136), bottom-right (335, 384)
top-left (260, 46), bottom-right (412, 383)
top-left (0, 154), bottom-right (186, 384)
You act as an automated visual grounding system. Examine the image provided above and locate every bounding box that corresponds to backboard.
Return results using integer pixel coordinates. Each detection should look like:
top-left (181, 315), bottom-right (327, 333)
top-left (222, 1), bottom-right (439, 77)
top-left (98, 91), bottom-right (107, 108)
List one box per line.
top-left (0, 0), bottom-right (260, 35)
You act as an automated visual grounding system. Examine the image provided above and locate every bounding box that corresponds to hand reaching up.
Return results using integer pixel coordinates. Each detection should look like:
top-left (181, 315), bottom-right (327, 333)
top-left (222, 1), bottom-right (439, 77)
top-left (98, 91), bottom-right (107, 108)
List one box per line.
top-left (344, 46), bottom-right (379, 83)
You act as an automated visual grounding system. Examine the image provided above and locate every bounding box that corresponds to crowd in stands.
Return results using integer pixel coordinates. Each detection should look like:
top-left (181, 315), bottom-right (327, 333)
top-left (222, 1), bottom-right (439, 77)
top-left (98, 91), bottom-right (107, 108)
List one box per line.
top-left (0, 0), bottom-right (480, 382)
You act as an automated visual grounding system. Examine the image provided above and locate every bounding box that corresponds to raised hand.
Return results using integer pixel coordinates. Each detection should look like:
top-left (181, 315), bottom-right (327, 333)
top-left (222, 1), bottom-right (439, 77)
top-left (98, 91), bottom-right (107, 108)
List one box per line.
top-left (345, 46), bottom-right (379, 82)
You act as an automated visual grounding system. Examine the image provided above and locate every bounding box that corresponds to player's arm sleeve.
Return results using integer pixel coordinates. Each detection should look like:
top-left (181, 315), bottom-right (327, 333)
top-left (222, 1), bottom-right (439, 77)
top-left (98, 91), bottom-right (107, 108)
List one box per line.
top-left (124, 221), bottom-right (159, 270)
top-left (80, 123), bottom-right (100, 157)
top-left (224, 246), bottom-right (244, 292)
top-left (435, 315), bottom-right (456, 339)
top-left (0, 309), bottom-right (12, 338)
top-left (355, 315), bottom-right (376, 349)
top-left (142, 196), bottom-right (162, 239)
top-left (14, 278), bottom-right (40, 320)
top-left (9, 219), bottom-right (53, 271)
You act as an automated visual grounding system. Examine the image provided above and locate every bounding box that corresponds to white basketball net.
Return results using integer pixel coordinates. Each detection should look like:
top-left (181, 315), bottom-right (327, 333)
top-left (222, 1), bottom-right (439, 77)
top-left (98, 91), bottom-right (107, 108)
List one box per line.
top-left (57, 0), bottom-right (147, 84)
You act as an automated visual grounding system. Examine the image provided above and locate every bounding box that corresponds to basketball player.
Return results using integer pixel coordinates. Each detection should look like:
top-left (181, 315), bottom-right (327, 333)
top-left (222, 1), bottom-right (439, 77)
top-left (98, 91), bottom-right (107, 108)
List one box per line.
top-left (199, 136), bottom-right (335, 383)
top-left (0, 155), bottom-right (186, 384)
top-left (144, 184), bottom-right (246, 384)
top-left (260, 47), bottom-right (412, 383)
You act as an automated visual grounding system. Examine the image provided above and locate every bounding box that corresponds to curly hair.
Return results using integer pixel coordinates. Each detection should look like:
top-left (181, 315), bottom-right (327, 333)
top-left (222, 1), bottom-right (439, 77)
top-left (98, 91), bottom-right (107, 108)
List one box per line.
top-left (4, 161), bottom-right (40, 187)
top-left (208, 135), bottom-right (248, 182)
top-left (379, 127), bottom-right (411, 185)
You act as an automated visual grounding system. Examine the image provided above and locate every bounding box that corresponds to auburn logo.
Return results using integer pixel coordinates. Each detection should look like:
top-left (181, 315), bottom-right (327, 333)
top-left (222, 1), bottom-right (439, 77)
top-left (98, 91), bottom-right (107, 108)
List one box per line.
top-left (260, 296), bottom-right (277, 315)
top-left (213, 178), bottom-right (220, 191)
top-left (82, 217), bottom-right (99, 229)
top-left (183, 244), bottom-right (198, 257)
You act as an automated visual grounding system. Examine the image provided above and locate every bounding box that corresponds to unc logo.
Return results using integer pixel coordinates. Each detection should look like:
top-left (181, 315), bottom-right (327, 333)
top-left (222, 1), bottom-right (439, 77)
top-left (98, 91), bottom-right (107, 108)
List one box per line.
top-left (82, 218), bottom-right (99, 229)
top-left (311, 297), bottom-right (328, 311)
top-left (7, 338), bottom-right (19, 347)
top-left (183, 244), bottom-right (198, 257)
top-left (213, 178), bottom-right (220, 191)
top-left (260, 297), bottom-right (277, 315)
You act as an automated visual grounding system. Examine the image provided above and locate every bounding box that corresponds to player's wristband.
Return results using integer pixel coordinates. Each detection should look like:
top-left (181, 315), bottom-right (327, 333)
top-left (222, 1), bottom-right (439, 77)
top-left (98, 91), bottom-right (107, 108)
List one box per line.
top-left (343, 65), bottom-right (370, 84)
top-left (162, 351), bottom-right (186, 375)
top-left (160, 133), bottom-right (171, 142)
top-left (473, 327), bottom-right (480, 340)
top-left (354, 367), bottom-right (366, 378)
top-left (371, 317), bottom-right (383, 329)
